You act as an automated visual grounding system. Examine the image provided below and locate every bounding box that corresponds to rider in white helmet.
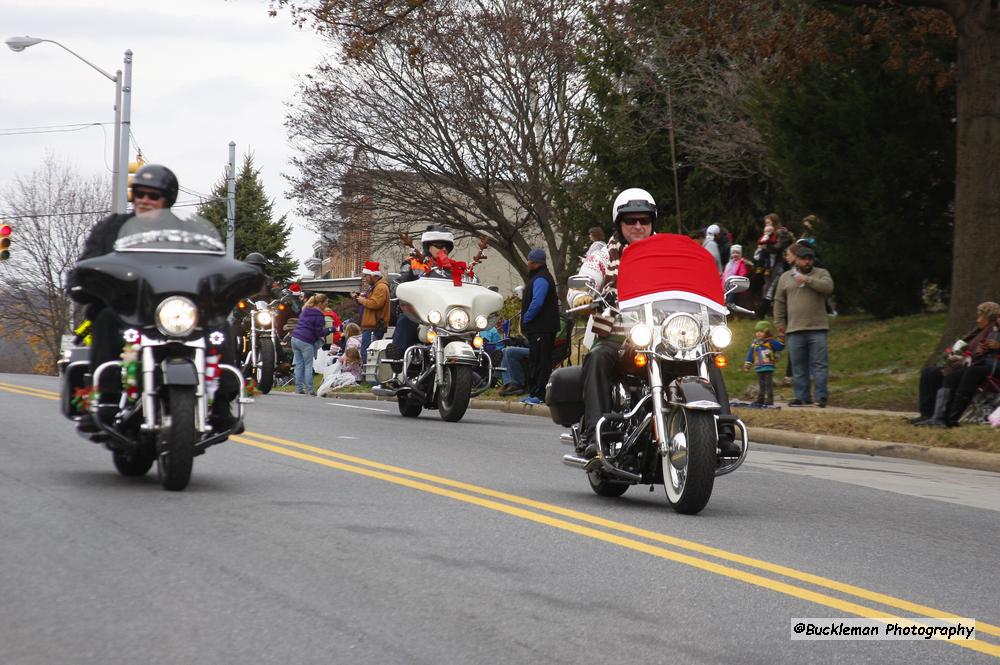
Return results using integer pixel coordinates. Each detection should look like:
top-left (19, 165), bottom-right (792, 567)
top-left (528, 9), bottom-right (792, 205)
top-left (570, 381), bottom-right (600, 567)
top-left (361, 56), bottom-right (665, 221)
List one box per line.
top-left (566, 188), bottom-right (739, 458)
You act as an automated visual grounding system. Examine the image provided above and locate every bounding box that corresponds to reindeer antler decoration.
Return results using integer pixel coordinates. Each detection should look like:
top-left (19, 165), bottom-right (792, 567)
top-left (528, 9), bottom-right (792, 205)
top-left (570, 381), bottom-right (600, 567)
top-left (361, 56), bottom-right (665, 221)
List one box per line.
top-left (466, 236), bottom-right (490, 278)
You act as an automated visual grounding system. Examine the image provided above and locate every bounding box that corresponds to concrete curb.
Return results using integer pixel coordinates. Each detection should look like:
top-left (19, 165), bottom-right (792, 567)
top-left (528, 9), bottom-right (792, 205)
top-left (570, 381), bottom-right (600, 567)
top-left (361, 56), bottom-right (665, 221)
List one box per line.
top-left (321, 392), bottom-right (1000, 474)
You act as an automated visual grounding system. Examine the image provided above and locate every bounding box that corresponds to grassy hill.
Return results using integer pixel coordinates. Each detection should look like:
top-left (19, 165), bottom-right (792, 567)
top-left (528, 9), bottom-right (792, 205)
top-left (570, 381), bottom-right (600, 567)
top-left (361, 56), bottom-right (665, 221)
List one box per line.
top-left (721, 313), bottom-right (945, 411)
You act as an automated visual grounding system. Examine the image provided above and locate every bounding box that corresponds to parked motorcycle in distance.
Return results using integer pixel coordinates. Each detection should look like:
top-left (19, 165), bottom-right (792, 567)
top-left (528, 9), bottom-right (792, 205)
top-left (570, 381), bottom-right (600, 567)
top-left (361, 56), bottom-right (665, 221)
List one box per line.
top-left (372, 274), bottom-right (503, 422)
top-left (235, 297), bottom-right (279, 393)
top-left (547, 234), bottom-right (751, 515)
top-left (59, 210), bottom-right (263, 491)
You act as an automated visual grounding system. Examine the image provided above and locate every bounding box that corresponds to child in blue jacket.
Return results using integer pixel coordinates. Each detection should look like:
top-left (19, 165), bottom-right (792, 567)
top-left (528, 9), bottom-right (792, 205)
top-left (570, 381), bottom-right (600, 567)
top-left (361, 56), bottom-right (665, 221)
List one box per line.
top-left (743, 320), bottom-right (785, 406)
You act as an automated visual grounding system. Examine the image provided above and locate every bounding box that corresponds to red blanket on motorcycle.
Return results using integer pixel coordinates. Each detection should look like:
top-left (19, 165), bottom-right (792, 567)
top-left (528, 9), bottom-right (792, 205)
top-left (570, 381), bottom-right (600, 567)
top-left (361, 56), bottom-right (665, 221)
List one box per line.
top-left (617, 234), bottom-right (726, 313)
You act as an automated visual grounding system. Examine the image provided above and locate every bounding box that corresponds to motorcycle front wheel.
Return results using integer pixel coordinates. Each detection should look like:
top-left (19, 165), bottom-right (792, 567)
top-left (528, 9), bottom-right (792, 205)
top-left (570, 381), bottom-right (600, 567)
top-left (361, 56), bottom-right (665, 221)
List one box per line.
top-left (256, 338), bottom-right (276, 394)
top-left (663, 408), bottom-right (716, 515)
top-left (437, 365), bottom-right (473, 422)
top-left (157, 385), bottom-right (196, 491)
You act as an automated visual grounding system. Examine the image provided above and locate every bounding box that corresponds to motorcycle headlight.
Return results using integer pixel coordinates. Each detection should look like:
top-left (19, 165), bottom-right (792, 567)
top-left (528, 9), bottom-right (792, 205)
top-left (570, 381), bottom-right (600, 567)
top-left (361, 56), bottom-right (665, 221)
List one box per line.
top-left (472, 335), bottom-right (484, 349)
top-left (155, 296), bottom-right (198, 337)
top-left (428, 310), bottom-right (442, 325)
top-left (661, 313), bottom-right (701, 351)
top-left (447, 308), bottom-right (470, 331)
top-left (709, 325), bottom-right (733, 349)
top-left (475, 314), bottom-right (489, 330)
top-left (628, 323), bottom-right (654, 348)
top-left (255, 310), bottom-right (273, 327)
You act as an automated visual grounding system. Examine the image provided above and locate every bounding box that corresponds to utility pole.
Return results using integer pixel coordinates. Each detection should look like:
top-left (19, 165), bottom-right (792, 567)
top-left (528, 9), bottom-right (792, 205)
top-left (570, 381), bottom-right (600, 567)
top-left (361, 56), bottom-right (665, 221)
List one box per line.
top-left (114, 50), bottom-right (133, 214)
top-left (226, 141), bottom-right (236, 260)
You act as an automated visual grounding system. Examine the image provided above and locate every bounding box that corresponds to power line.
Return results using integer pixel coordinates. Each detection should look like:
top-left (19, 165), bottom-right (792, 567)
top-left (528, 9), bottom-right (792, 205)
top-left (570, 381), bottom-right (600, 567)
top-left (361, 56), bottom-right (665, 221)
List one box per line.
top-left (0, 123), bottom-right (111, 137)
top-left (0, 121), bottom-right (114, 133)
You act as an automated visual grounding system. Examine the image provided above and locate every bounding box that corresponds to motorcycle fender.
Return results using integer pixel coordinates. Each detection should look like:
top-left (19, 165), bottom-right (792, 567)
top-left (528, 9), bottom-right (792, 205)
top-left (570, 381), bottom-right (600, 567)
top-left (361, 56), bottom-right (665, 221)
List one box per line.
top-left (443, 341), bottom-right (479, 366)
top-left (161, 358), bottom-right (199, 386)
top-left (668, 376), bottom-right (720, 410)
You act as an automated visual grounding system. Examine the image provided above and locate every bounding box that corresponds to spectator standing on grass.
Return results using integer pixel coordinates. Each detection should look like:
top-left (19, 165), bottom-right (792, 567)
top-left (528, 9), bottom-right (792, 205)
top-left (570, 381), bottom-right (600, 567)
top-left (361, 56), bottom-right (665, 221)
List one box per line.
top-left (519, 248), bottom-right (560, 405)
top-left (702, 224), bottom-right (723, 274)
top-left (721, 244), bottom-right (751, 303)
top-left (756, 213), bottom-right (796, 317)
top-left (743, 321), bottom-right (785, 406)
top-left (773, 244), bottom-right (834, 407)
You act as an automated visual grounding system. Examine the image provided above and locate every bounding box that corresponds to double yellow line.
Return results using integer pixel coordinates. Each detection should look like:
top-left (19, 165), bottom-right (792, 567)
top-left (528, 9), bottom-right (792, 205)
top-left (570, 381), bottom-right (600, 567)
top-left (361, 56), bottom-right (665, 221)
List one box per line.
top-left (235, 430), bottom-right (1000, 659)
top-left (4, 380), bottom-right (998, 657)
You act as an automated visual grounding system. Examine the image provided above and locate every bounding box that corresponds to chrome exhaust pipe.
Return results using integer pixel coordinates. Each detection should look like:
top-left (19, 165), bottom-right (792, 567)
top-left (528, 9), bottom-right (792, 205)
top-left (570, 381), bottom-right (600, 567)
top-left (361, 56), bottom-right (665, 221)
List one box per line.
top-left (559, 432), bottom-right (576, 446)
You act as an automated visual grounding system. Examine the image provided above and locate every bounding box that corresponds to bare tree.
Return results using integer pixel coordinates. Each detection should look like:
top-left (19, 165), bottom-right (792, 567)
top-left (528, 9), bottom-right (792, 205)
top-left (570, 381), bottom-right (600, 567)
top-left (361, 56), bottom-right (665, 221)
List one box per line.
top-left (286, 0), bottom-right (591, 283)
top-left (0, 156), bottom-right (111, 373)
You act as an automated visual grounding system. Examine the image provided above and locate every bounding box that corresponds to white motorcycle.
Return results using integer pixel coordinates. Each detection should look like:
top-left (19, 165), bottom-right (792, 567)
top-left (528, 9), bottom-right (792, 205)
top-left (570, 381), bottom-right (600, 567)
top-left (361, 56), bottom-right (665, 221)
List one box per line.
top-left (372, 275), bottom-right (503, 422)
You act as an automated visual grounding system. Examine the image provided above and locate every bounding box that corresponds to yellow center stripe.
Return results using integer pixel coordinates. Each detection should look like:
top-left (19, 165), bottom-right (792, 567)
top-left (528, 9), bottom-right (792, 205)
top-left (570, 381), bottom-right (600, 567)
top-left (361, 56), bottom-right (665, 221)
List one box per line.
top-left (234, 431), bottom-right (1000, 658)
top-left (0, 382), bottom-right (59, 400)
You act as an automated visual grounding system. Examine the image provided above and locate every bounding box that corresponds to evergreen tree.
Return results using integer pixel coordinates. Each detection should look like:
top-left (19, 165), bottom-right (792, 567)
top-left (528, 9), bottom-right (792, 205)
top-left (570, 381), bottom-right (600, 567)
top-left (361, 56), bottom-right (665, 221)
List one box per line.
top-left (754, 45), bottom-right (954, 317)
top-left (200, 154), bottom-right (299, 283)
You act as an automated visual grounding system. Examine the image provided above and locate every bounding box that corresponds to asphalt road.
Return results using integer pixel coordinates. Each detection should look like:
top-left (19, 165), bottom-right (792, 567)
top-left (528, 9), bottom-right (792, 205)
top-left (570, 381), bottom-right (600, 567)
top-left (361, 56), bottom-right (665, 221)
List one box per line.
top-left (2, 373), bottom-right (998, 665)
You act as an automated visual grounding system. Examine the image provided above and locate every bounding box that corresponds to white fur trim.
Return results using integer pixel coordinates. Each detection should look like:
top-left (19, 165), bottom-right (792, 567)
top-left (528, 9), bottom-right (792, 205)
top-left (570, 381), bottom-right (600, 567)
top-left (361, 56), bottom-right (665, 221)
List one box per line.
top-left (618, 290), bottom-right (728, 314)
top-left (362, 268), bottom-right (380, 275)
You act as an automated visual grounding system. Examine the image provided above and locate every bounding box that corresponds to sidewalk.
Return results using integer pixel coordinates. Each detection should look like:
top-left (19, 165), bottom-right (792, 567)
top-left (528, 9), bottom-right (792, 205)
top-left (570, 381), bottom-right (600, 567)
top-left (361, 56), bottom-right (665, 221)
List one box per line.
top-left (321, 391), bottom-right (1000, 475)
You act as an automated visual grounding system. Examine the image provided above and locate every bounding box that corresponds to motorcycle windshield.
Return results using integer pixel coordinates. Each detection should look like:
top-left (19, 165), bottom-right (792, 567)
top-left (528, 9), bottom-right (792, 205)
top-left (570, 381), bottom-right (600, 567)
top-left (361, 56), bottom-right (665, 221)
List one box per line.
top-left (395, 278), bottom-right (503, 327)
top-left (72, 213), bottom-right (264, 328)
top-left (114, 209), bottom-right (225, 254)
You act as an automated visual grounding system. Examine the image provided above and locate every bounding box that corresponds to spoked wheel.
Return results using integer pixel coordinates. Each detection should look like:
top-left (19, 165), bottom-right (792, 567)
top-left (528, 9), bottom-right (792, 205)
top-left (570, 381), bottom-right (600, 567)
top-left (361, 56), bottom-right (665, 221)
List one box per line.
top-left (437, 365), bottom-right (473, 422)
top-left (256, 338), bottom-right (276, 394)
top-left (662, 408), bottom-right (716, 515)
top-left (112, 446), bottom-right (155, 477)
top-left (157, 385), bottom-right (196, 492)
top-left (587, 469), bottom-right (630, 497)
top-left (398, 394), bottom-right (423, 418)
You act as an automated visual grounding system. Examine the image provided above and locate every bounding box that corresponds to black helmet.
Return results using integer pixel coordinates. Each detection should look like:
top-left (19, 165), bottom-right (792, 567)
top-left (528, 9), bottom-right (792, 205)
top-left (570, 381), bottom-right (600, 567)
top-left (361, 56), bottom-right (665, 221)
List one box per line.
top-left (131, 164), bottom-right (179, 207)
top-left (244, 252), bottom-right (267, 270)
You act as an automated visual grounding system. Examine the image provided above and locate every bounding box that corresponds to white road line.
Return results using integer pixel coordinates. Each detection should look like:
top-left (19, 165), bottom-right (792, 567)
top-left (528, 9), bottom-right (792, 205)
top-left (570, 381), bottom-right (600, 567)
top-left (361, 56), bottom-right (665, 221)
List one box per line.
top-left (324, 401), bottom-right (389, 413)
top-left (337, 435), bottom-right (360, 439)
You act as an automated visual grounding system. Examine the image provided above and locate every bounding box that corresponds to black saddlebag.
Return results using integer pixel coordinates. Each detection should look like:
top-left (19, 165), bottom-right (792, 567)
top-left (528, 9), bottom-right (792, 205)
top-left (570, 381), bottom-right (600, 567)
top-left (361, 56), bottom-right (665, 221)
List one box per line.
top-left (545, 365), bottom-right (584, 426)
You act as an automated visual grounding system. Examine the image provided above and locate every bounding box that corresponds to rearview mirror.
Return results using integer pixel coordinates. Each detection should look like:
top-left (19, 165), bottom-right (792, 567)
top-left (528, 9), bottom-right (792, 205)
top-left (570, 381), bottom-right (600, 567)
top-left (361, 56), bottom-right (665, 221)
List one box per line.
top-left (724, 275), bottom-right (750, 296)
top-left (567, 274), bottom-right (595, 290)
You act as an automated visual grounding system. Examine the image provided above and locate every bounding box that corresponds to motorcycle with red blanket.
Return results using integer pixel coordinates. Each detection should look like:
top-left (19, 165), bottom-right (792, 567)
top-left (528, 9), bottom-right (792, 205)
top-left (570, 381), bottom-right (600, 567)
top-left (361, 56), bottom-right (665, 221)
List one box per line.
top-left (546, 234), bottom-right (751, 514)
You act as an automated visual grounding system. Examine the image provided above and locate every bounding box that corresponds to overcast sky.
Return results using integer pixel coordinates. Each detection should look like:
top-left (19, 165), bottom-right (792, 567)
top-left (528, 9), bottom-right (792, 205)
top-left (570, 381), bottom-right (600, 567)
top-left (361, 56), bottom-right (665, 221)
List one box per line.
top-left (0, 0), bottom-right (327, 273)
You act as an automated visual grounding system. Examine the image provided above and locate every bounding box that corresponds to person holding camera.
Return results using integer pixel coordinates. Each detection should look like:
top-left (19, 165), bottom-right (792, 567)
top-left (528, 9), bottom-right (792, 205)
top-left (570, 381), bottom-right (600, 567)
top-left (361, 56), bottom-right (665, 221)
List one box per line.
top-left (354, 260), bottom-right (391, 368)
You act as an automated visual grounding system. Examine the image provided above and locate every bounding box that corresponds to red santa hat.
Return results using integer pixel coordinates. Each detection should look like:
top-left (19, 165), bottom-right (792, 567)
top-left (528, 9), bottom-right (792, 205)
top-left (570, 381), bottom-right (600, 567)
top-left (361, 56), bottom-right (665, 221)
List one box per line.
top-left (289, 283), bottom-right (302, 293)
top-left (362, 260), bottom-right (381, 276)
top-left (617, 234), bottom-right (726, 313)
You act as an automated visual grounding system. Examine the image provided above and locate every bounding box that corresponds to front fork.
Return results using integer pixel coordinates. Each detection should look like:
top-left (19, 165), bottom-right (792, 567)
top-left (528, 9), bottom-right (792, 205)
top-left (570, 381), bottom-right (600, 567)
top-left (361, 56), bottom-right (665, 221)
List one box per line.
top-left (647, 358), bottom-right (669, 453)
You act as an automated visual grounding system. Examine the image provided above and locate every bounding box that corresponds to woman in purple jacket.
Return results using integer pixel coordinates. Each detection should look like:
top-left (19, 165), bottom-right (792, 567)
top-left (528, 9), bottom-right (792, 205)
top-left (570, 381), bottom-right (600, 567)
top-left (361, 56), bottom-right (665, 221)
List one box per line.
top-left (291, 294), bottom-right (335, 395)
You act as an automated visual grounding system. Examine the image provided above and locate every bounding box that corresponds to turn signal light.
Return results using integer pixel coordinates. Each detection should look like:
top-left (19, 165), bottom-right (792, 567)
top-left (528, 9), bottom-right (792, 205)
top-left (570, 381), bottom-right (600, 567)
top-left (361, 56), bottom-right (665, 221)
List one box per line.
top-left (714, 354), bottom-right (727, 368)
top-left (237, 300), bottom-right (248, 310)
top-left (633, 352), bottom-right (648, 368)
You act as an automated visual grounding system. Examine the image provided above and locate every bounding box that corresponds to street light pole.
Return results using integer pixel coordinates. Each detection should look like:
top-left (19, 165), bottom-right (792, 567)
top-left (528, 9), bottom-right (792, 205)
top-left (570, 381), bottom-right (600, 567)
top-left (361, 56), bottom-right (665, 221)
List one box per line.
top-left (4, 36), bottom-right (132, 214)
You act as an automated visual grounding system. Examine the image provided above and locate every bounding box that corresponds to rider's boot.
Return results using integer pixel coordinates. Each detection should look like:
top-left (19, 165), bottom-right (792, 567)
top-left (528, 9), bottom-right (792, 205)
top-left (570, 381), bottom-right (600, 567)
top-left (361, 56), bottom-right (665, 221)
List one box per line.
top-left (717, 424), bottom-right (741, 457)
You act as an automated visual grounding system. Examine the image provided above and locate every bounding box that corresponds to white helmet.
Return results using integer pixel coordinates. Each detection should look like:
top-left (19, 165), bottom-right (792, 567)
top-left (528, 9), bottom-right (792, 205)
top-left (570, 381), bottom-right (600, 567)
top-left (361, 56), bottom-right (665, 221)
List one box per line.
top-left (421, 225), bottom-right (455, 256)
top-left (612, 188), bottom-right (657, 227)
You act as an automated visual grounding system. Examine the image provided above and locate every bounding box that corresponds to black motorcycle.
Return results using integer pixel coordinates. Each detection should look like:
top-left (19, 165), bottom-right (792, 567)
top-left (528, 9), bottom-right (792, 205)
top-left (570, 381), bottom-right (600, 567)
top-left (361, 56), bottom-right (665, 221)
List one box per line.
top-left (60, 210), bottom-right (264, 491)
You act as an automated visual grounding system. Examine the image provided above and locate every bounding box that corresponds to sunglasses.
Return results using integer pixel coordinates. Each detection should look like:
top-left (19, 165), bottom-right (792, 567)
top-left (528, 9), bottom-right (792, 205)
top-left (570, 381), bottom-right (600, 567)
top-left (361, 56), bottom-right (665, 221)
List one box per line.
top-left (133, 189), bottom-right (164, 202)
top-left (428, 242), bottom-right (449, 249)
top-left (621, 217), bottom-right (652, 226)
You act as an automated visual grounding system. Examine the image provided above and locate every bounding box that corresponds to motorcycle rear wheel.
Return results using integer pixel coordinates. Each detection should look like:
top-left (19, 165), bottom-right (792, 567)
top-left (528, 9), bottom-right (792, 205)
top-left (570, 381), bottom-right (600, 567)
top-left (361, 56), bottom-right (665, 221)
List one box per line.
top-left (663, 409), bottom-right (716, 515)
top-left (398, 394), bottom-right (423, 418)
top-left (587, 469), bottom-right (630, 497)
top-left (256, 338), bottom-right (276, 394)
top-left (157, 385), bottom-right (196, 492)
top-left (437, 365), bottom-right (473, 422)
top-left (112, 446), bottom-right (155, 477)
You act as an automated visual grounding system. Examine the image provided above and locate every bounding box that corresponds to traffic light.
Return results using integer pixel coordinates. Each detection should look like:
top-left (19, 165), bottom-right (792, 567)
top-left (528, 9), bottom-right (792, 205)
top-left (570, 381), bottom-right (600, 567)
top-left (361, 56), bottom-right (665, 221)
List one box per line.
top-left (126, 155), bottom-right (146, 202)
top-left (0, 224), bottom-right (11, 260)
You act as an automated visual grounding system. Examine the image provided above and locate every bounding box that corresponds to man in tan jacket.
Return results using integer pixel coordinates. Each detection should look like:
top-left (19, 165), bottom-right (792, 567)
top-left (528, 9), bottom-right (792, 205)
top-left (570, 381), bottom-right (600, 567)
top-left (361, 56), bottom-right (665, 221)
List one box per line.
top-left (773, 244), bottom-right (834, 407)
top-left (354, 260), bottom-right (392, 368)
